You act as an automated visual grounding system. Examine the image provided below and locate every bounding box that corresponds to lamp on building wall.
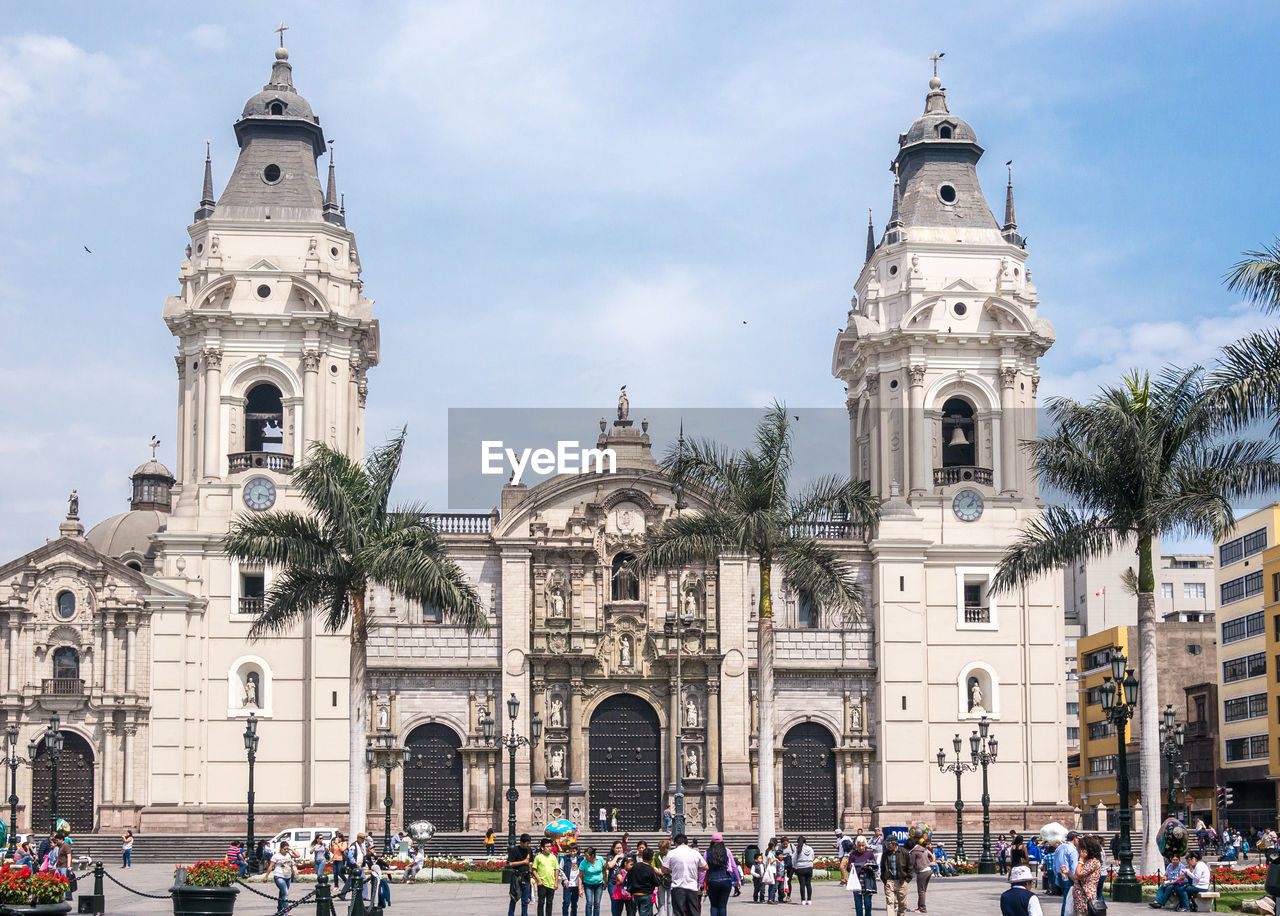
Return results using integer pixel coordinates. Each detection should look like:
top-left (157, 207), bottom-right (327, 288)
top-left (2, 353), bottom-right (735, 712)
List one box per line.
top-left (1100, 650), bottom-right (1141, 903)
top-left (937, 733), bottom-right (976, 861)
top-left (243, 713), bottom-right (260, 873)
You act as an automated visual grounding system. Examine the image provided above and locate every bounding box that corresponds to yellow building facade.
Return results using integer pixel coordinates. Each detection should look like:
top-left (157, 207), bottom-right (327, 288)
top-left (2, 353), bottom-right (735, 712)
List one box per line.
top-left (1071, 627), bottom-right (1136, 816)
top-left (1215, 505), bottom-right (1280, 829)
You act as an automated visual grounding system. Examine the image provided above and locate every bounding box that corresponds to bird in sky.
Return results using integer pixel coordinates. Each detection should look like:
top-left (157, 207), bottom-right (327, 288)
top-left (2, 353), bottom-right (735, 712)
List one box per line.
top-left (741, 320), bottom-right (748, 325)
top-left (83, 246), bottom-right (92, 253)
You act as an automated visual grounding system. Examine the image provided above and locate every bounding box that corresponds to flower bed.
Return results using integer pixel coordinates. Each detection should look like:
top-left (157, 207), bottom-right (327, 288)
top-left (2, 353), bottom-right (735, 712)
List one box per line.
top-left (0, 865), bottom-right (70, 906)
top-left (1138, 864), bottom-right (1266, 886)
top-left (182, 860), bottom-right (239, 887)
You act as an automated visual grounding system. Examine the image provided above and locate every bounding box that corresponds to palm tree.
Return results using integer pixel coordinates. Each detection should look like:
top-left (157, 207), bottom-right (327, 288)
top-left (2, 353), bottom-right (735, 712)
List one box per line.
top-left (1210, 242), bottom-right (1280, 429)
top-left (632, 403), bottom-right (878, 849)
top-left (991, 369), bottom-right (1280, 874)
top-left (223, 430), bottom-right (486, 839)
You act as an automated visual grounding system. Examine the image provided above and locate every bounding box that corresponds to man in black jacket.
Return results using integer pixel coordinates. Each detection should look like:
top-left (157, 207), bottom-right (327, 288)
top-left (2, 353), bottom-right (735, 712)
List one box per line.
top-left (879, 835), bottom-right (916, 916)
top-left (627, 848), bottom-right (661, 915)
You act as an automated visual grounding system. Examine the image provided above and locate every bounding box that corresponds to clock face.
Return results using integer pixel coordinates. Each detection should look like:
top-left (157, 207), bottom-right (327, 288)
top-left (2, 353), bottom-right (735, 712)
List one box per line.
top-left (243, 477), bottom-right (277, 511)
top-left (952, 488), bottom-right (984, 522)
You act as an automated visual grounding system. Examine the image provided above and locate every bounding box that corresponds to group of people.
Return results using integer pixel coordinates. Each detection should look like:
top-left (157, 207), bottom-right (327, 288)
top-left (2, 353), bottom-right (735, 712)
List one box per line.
top-left (506, 831), bottom-right (754, 916)
top-left (1148, 849), bottom-right (1213, 912)
top-left (748, 836), bottom-right (817, 904)
top-left (11, 830), bottom-right (77, 900)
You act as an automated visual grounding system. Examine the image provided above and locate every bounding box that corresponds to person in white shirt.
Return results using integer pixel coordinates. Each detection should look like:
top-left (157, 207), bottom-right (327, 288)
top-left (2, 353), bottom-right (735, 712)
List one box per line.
top-left (402, 846), bottom-right (425, 884)
top-left (270, 841), bottom-right (300, 912)
top-left (1000, 866), bottom-right (1044, 916)
top-left (1178, 851), bottom-right (1211, 911)
top-left (666, 834), bottom-right (708, 916)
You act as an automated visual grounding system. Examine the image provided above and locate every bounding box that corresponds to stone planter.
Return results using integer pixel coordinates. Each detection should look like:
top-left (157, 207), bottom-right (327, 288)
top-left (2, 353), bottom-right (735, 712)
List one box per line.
top-left (3, 905), bottom-right (72, 916)
top-left (169, 885), bottom-right (238, 916)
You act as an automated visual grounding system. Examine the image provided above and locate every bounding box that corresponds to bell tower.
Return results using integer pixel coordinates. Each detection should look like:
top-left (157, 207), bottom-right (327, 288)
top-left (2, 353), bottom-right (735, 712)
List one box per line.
top-left (832, 75), bottom-right (1067, 826)
top-left (163, 45), bottom-right (379, 521)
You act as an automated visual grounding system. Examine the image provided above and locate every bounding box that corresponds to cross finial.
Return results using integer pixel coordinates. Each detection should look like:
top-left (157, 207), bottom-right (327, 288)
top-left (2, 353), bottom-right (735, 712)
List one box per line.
top-left (275, 22), bottom-right (289, 48)
top-left (929, 50), bottom-right (945, 78)
top-left (149, 436), bottom-right (161, 459)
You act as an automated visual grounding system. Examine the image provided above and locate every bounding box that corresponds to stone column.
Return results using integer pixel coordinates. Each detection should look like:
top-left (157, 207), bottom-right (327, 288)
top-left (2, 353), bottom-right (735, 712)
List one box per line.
top-left (569, 681), bottom-right (584, 786)
top-left (347, 361), bottom-right (361, 456)
top-left (531, 680), bottom-right (546, 786)
top-left (122, 725), bottom-right (136, 803)
top-left (861, 755), bottom-right (871, 809)
top-left (908, 364), bottom-right (927, 496)
top-left (174, 356), bottom-right (187, 482)
top-left (669, 688), bottom-right (679, 790)
top-left (102, 725), bottom-right (116, 808)
top-left (125, 624), bottom-right (136, 693)
top-left (749, 751), bottom-right (758, 809)
top-left (200, 348), bottom-right (222, 480)
top-left (843, 751), bottom-right (856, 815)
top-left (999, 367), bottom-right (1019, 494)
top-left (773, 747), bottom-right (783, 830)
top-left (866, 375), bottom-right (883, 498)
top-left (301, 350), bottom-right (321, 450)
top-left (6, 617), bottom-right (17, 692)
top-left (706, 680), bottom-right (721, 787)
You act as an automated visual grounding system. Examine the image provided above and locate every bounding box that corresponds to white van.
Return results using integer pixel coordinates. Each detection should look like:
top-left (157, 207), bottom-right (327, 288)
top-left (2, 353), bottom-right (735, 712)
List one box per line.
top-left (269, 827), bottom-right (341, 851)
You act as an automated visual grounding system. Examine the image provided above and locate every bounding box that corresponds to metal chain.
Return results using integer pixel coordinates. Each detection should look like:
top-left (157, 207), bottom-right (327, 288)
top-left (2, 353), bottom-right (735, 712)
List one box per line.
top-left (234, 877), bottom-right (315, 912)
top-left (276, 886), bottom-right (318, 914)
top-left (100, 867), bottom-right (173, 900)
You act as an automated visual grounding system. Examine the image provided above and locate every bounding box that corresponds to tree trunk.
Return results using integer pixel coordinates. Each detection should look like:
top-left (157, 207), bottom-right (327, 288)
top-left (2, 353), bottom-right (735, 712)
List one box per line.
top-left (1136, 536), bottom-right (1162, 875)
top-left (348, 589), bottom-right (369, 840)
top-left (757, 556), bottom-right (776, 851)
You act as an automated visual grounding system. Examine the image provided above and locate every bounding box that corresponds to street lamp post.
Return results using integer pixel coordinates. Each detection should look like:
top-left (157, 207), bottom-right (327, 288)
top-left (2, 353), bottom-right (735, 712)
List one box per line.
top-left (970, 717), bottom-right (998, 874)
top-left (366, 734), bottom-right (409, 855)
top-left (936, 733), bottom-right (977, 861)
top-left (43, 716), bottom-right (63, 834)
top-left (1101, 651), bottom-right (1141, 904)
top-left (480, 694), bottom-right (542, 862)
top-left (243, 713), bottom-right (260, 874)
top-left (669, 427), bottom-right (691, 840)
top-left (4, 726), bottom-right (34, 859)
top-left (1158, 703), bottom-right (1186, 821)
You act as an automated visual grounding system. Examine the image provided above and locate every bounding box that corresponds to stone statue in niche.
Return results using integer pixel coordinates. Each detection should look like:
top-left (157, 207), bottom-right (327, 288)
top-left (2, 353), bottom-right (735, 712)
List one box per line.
top-left (620, 635), bottom-right (633, 668)
top-left (378, 703), bottom-right (390, 730)
top-left (243, 671), bottom-right (260, 708)
top-left (968, 676), bottom-right (984, 713)
top-left (549, 746), bottom-right (565, 779)
top-left (684, 588), bottom-right (699, 617)
top-left (548, 585), bottom-right (566, 618)
top-left (618, 386), bottom-right (629, 421)
top-left (68, 490), bottom-right (79, 518)
top-left (685, 747), bottom-right (699, 779)
top-left (850, 702), bottom-right (861, 732)
top-left (549, 695), bottom-right (565, 728)
top-left (685, 695), bottom-right (699, 728)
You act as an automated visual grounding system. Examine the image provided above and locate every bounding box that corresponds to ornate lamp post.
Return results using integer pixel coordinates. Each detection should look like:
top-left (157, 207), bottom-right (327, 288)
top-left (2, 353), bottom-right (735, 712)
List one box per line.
top-left (243, 713), bottom-right (260, 874)
top-left (1101, 651), bottom-right (1140, 903)
top-left (4, 725), bottom-right (34, 858)
top-left (480, 693), bottom-right (542, 862)
top-left (1158, 703), bottom-right (1186, 820)
top-left (970, 716), bottom-right (998, 874)
top-left (43, 716), bottom-right (63, 833)
top-left (937, 733), bottom-right (977, 861)
top-left (366, 734), bottom-right (409, 855)
top-left (668, 603), bottom-right (696, 839)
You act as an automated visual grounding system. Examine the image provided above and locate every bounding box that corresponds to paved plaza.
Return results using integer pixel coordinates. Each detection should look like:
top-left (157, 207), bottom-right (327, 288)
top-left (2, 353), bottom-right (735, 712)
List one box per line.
top-left (80, 864), bottom-right (1171, 915)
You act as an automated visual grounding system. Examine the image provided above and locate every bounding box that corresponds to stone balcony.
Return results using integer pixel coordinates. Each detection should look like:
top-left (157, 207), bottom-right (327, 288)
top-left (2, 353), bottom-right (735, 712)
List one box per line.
top-left (933, 465), bottom-right (993, 487)
top-left (228, 451), bottom-right (293, 473)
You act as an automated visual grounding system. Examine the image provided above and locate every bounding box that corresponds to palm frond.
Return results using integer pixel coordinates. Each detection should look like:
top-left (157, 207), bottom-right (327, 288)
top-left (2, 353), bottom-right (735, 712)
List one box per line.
top-left (775, 537), bottom-right (863, 619)
top-left (1208, 328), bottom-right (1280, 432)
top-left (754, 402), bottom-right (795, 512)
top-left (291, 442), bottom-right (369, 539)
top-left (250, 567), bottom-right (347, 639)
top-left (364, 427), bottom-right (408, 519)
top-left (1224, 241), bottom-right (1280, 312)
top-left (991, 506), bottom-right (1125, 594)
top-left (223, 512), bottom-right (339, 569)
top-left (364, 517), bottom-right (489, 634)
top-left (662, 434), bottom-right (740, 506)
top-left (788, 475), bottom-right (879, 528)
top-left (632, 512), bottom-right (741, 575)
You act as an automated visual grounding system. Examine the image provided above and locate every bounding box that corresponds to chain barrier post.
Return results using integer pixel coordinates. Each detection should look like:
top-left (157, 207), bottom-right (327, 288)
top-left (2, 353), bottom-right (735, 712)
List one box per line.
top-left (315, 870), bottom-right (334, 916)
top-left (350, 869), bottom-right (366, 916)
top-left (75, 860), bottom-right (105, 914)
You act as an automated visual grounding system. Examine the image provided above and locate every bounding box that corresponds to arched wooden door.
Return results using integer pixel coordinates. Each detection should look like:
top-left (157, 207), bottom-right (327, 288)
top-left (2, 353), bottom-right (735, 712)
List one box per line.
top-left (589, 695), bottom-right (661, 832)
top-left (782, 723), bottom-right (837, 831)
top-left (31, 732), bottom-right (95, 833)
top-left (403, 724), bottom-right (463, 831)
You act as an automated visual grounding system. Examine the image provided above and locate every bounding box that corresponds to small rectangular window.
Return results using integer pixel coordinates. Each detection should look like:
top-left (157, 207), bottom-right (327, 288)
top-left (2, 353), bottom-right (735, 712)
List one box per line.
top-left (1161, 582), bottom-right (1173, 599)
top-left (423, 604), bottom-right (443, 624)
top-left (332, 691), bottom-right (338, 707)
top-left (899, 576), bottom-right (905, 592)
top-left (901, 695), bottom-right (907, 710)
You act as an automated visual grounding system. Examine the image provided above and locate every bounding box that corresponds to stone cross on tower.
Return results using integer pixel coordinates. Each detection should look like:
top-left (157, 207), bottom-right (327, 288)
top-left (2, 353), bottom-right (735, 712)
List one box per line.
top-left (149, 436), bottom-right (161, 460)
top-left (275, 22), bottom-right (289, 48)
top-left (929, 50), bottom-right (945, 78)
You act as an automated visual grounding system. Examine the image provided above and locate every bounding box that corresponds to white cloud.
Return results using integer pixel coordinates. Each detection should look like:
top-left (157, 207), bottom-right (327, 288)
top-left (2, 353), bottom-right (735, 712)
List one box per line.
top-left (1040, 303), bottom-right (1276, 400)
top-left (187, 24), bottom-right (228, 51)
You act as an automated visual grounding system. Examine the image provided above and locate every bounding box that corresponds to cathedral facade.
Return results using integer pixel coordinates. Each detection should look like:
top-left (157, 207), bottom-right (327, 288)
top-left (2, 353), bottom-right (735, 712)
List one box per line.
top-left (1, 52), bottom-right (1068, 835)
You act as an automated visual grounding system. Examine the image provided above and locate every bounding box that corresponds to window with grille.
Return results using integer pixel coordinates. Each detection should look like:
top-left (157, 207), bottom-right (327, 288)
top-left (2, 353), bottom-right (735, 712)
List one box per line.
top-left (1221, 527), bottom-right (1268, 567)
top-left (1066, 702), bottom-right (1079, 716)
top-left (1066, 727), bottom-right (1080, 741)
top-left (1224, 693), bottom-right (1268, 722)
top-left (1223, 652), bottom-right (1267, 683)
top-left (1083, 648), bottom-right (1113, 672)
top-left (1223, 611), bottom-right (1265, 643)
top-left (1088, 720), bottom-right (1116, 740)
top-left (1184, 582), bottom-right (1206, 600)
top-left (1221, 571), bottom-right (1264, 606)
top-left (1161, 582), bottom-right (1174, 599)
top-left (1089, 755), bottom-right (1116, 775)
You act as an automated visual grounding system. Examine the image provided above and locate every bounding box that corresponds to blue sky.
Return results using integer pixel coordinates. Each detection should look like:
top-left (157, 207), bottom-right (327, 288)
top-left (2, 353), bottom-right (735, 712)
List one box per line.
top-left (2, 1), bottom-right (1278, 558)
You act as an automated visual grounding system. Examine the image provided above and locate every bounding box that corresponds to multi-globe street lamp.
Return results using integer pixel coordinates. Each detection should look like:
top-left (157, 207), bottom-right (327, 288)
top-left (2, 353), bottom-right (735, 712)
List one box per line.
top-left (1101, 651), bottom-right (1141, 904)
top-left (366, 733), bottom-right (409, 855)
top-left (479, 693), bottom-right (542, 858)
top-left (243, 713), bottom-right (260, 873)
top-left (1159, 703), bottom-right (1186, 821)
top-left (937, 733), bottom-right (977, 861)
top-left (3, 725), bottom-right (35, 858)
top-left (970, 716), bottom-right (998, 874)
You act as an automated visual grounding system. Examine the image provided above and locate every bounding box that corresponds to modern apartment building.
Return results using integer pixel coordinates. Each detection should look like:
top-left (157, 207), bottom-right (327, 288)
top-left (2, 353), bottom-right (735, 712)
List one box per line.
top-left (1214, 505), bottom-right (1280, 830)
